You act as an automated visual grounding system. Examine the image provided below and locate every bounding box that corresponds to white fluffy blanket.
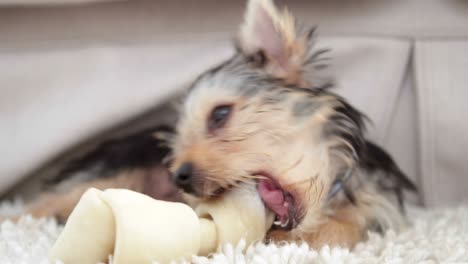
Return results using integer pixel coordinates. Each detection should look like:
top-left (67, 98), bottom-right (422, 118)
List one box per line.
top-left (1, 202), bottom-right (467, 264)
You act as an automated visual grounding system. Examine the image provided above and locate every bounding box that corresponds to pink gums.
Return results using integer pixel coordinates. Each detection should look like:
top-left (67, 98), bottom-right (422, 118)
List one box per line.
top-left (257, 178), bottom-right (289, 222)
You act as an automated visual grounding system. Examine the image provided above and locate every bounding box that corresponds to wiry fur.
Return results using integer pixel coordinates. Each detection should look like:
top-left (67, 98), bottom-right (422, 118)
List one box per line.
top-left (22, 0), bottom-right (416, 249)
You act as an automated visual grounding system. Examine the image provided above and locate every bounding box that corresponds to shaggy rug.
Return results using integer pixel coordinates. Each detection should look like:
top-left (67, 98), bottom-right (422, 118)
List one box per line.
top-left (1, 201), bottom-right (467, 264)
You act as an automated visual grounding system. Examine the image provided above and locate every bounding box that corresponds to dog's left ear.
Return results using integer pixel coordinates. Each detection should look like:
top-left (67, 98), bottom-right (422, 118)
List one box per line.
top-left (238, 0), bottom-right (310, 85)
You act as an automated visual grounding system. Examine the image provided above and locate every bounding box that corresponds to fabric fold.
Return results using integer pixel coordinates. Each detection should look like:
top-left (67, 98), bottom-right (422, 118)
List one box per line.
top-left (414, 40), bottom-right (468, 207)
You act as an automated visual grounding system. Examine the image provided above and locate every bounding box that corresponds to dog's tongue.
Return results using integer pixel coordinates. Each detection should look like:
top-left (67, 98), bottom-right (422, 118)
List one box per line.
top-left (257, 179), bottom-right (288, 218)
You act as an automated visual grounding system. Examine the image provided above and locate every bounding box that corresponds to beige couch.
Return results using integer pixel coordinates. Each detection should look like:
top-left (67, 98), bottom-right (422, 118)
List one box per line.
top-left (1, 0), bottom-right (468, 207)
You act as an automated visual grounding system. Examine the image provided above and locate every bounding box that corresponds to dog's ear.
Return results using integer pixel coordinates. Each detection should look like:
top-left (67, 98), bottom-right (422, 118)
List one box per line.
top-left (238, 0), bottom-right (310, 84)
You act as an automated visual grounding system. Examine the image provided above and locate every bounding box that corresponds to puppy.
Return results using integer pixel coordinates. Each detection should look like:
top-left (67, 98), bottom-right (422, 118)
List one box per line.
top-left (24, 0), bottom-right (416, 248)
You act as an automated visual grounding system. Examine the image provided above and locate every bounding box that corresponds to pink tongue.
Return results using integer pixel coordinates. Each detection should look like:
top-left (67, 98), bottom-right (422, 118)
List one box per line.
top-left (257, 179), bottom-right (288, 217)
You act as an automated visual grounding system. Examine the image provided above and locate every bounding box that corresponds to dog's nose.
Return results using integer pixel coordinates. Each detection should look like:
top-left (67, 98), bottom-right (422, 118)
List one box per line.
top-left (172, 162), bottom-right (194, 193)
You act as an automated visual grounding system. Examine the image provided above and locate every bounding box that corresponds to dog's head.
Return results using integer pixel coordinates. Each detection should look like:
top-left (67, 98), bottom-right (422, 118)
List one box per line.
top-left (169, 0), bottom-right (365, 233)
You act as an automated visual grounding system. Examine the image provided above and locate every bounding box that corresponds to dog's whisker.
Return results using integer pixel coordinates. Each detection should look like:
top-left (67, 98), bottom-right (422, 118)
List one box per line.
top-left (278, 155), bottom-right (305, 177)
top-left (283, 174), bottom-right (318, 189)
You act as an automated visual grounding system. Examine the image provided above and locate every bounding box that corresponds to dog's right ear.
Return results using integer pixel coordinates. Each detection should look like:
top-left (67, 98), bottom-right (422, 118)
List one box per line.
top-left (238, 0), bottom-right (310, 85)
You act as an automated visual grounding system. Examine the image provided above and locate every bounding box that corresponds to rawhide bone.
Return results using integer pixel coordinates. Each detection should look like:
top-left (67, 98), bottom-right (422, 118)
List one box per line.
top-left (49, 184), bottom-right (274, 264)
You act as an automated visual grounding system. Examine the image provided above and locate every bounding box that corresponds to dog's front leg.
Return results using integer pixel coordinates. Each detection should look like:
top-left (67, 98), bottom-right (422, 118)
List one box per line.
top-left (24, 171), bottom-right (143, 222)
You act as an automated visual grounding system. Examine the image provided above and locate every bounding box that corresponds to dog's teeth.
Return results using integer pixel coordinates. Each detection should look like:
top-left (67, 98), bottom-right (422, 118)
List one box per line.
top-left (274, 220), bottom-right (282, 226)
top-left (280, 217), bottom-right (289, 228)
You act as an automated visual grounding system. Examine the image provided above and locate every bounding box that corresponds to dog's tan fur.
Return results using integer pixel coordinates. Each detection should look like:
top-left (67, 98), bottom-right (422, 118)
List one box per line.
top-left (268, 206), bottom-right (363, 248)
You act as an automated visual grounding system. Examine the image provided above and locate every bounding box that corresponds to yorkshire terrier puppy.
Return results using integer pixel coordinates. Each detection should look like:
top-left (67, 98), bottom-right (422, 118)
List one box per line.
top-left (24, 0), bottom-right (416, 248)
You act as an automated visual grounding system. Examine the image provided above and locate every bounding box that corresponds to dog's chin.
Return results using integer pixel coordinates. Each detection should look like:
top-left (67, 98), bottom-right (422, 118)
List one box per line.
top-left (184, 186), bottom-right (228, 201)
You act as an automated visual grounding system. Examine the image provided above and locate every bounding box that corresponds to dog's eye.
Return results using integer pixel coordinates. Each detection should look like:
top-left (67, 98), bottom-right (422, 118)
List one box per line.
top-left (208, 104), bottom-right (232, 131)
